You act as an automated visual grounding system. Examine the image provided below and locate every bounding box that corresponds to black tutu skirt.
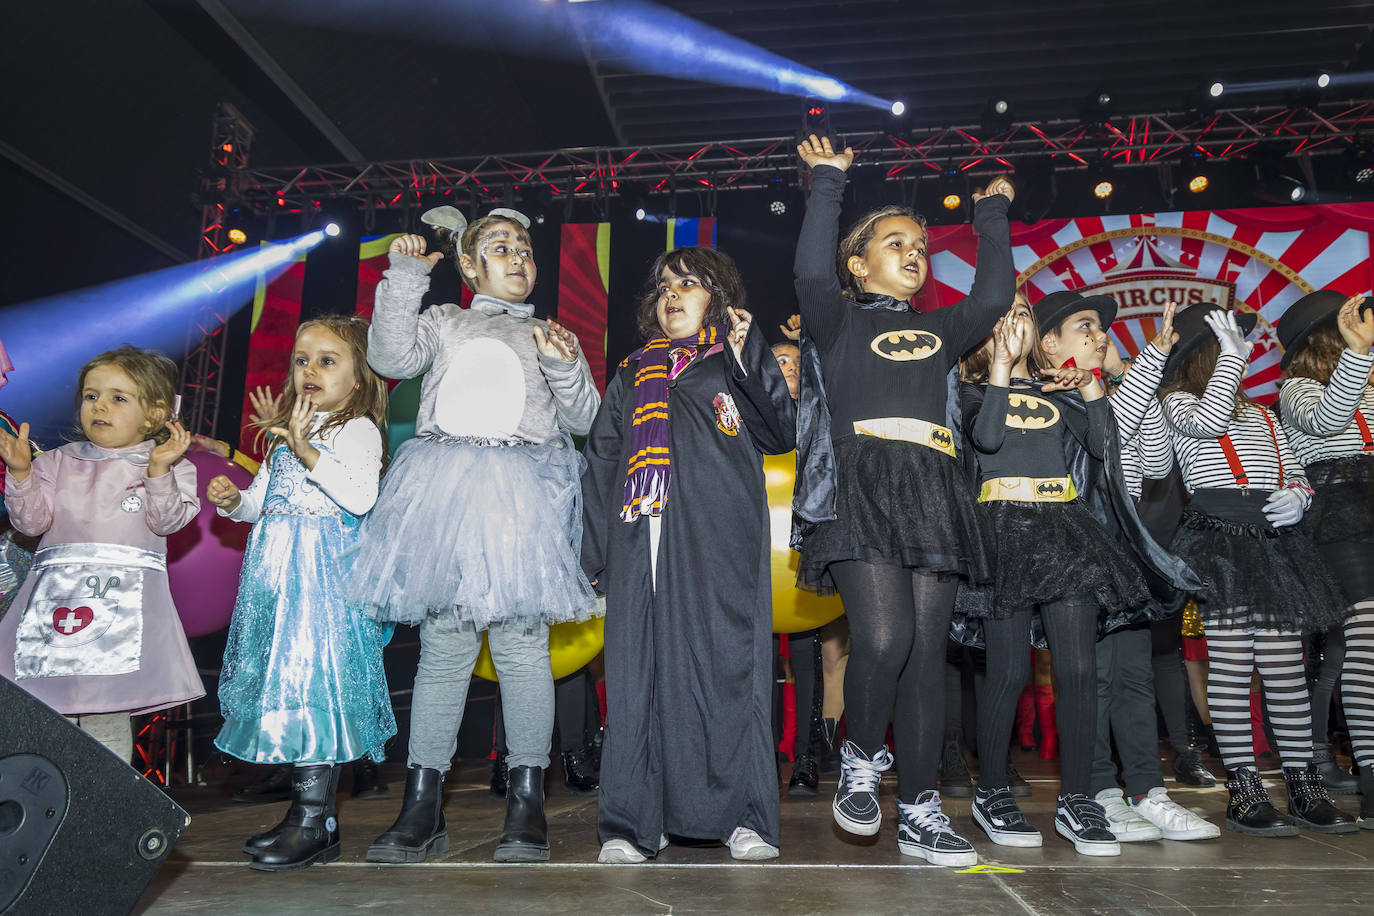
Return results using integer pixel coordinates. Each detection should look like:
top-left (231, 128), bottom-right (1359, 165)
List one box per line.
top-left (949, 498), bottom-right (1152, 649)
top-left (1302, 455), bottom-right (1374, 545)
top-left (1169, 488), bottom-right (1348, 633)
top-left (797, 435), bottom-right (994, 594)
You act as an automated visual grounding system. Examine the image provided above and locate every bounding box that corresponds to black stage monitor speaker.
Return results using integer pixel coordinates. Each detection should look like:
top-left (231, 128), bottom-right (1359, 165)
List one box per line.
top-left (0, 678), bottom-right (189, 916)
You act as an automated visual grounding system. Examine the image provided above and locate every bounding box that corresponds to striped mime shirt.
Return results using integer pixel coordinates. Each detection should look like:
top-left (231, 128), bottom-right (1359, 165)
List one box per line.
top-left (1162, 352), bottom-right (1311, 504)
top-left (1109, 343), bottom-right (1174, 499)
top-left (1278, 348), bottom-right (1374, 466)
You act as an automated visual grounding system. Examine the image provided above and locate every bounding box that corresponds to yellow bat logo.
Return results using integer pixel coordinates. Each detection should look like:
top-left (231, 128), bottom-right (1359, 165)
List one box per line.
top-left (1005, 393), bottom-right (1060, 430)
top-left (870, 329), bottom-right (943, 361)
top-left (931, 427), bottom-right (953, 449)
top-left (1036, 480), bottom-right (1066, 497)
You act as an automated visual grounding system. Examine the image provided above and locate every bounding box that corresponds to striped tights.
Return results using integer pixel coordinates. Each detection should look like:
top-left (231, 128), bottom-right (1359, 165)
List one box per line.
top-left (1342, 604), bottom-right (1374, 767)
top-left (1204, 624), bottom-right (1313, 771)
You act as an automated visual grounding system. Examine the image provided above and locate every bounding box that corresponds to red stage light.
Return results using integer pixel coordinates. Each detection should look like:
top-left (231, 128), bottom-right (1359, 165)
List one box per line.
top-left (808, 107), bottom-right (824, 116)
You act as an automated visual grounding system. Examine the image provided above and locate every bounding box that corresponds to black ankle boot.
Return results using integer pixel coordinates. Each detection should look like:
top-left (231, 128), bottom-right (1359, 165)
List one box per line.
top-left (1284, 765), bottom-right (1358, 834)
top-left (587, 727), bottom-right (604, 775)
top-left (1224, 767), bottom-right (1298, 837)
top-left (251, 765), bottom-right (342, 871)
top-left (365, 765), bottom-right (449, 864)
top-left (494, 765), bottom-right (550, 862)
top-left (351, 756), bottom-right (391, 800)
top-left (1172, 746), bottom-right (1217, 787)
top-left (489, 755), bottom-right (510, 800)
top-left (788, 753), bottom-right (819, 796)
top-left (232, 763), bottom-right (293, 805)
top-left (937, 735), bottom-right (973, 798)
top-left (1358, 764), bottom-right (1374, 830)
top-left (819, 718), bottom-right (840, 774)
top-left (1312, 744), bottom-right (1360, 795)
top-left (561, 748), bottom-right (599, 794)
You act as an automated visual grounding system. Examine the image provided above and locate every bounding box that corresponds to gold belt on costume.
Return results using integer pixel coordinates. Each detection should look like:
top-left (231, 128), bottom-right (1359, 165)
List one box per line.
top-left (853, 417), bottom-right (956, 458)
top-left (978, 476), bottom-right (1078, 503)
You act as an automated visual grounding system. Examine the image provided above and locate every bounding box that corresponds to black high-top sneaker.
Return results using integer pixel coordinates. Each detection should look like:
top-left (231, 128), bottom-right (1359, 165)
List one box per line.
top-left (832, 740), bottom-right (891, 835)
top-left (896, 790), bottom-right (978, 866)
top-left (1224, 766), bottom-right (1298, 837)
top-left (972, 785), bottom-right (1041, 847)
top-left (1054, 793), bottom-right (1121, 856)
top-left (366, 765), bottom-right (450, 864)
top-left (937, 735), bottom-right (974, 798)
top-left (1312, 743), bottom-right (1360, 795)
top-left (1284, 765), bottom-right (1358, 834)
top-left (251, 764), bottom-right (342, 871)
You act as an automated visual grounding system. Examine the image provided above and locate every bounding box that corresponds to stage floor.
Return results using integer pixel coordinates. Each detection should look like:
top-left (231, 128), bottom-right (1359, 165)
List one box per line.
top-left (136, 753), bottom-right (1373, 915)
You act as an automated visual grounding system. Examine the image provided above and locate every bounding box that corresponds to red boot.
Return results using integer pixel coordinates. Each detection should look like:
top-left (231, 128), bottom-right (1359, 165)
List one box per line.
top-left (1034, 684), bottom-right (1059, 759)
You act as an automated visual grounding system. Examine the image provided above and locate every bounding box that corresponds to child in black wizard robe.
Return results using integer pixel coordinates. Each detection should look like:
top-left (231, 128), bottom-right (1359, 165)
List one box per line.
top-left (581, 246), bottom-right (797, 863)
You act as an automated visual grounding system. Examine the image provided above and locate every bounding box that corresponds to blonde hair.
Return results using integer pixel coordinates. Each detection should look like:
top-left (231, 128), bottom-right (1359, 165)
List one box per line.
top-left (837, 205), bottom-right (927, 299)
top-left (75, 346), bottom-right (178, 444)
top-left (254, 315), bottom-right (390, 463)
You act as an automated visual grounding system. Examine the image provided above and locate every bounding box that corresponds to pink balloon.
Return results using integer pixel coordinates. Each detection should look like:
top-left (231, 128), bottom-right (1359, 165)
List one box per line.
top-left (167, 450), bottom-right (254, 637)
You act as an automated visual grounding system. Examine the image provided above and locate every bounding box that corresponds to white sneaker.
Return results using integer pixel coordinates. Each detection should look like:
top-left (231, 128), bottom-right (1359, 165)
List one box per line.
top-left (1129, 787), bottom-right (1221, 840)
top-left (598, 838), bottom-right (646, 864)
top-left (1094, 788), bottom-right (1162, 842)
top-left (727, 827), bottom-right (779, 861)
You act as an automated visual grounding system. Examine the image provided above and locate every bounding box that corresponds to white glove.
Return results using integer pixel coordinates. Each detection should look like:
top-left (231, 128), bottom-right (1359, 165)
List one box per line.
top-left (1262, 487), bottom-right (1305, 528)
top-left (1204, 309), bottom-right (1253, 360)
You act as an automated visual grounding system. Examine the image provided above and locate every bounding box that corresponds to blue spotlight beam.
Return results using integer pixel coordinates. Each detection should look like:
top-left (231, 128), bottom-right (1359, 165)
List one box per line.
top-left (0, 232), bottom-right (325, 444)
top-left (226, 0), bottom-right (896, 111)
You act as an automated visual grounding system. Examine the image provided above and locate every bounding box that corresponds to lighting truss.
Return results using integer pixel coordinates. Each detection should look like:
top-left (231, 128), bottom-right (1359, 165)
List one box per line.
top-left (225, 101), bottom-right (1372, 211)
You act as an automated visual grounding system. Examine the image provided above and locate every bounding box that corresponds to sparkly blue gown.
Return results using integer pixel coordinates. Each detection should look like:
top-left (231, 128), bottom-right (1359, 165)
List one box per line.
top-left (216, 427), bottom-right (396, 764)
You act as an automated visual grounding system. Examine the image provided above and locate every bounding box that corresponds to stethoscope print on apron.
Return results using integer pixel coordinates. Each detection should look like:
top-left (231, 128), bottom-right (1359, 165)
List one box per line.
top-left (14, 542), bottom-right (164, 679)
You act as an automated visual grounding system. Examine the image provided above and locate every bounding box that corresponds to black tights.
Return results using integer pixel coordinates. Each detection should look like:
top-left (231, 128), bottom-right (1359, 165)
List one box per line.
top-left (978, 597), bottom-right (1098, 795)
top-left (830, 560), bottom-right (957, 802)
top-left (1306, 625), bottom-right (1346, 746)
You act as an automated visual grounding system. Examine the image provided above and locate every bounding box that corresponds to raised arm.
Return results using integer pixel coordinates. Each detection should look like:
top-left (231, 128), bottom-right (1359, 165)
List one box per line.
top-left (794, 140), bottom-right (852, 346)
top-left (943, 185), bottom-right (1016, 356)
top-left (535, 319), bottom-right (601, 437)
top-left (1279, 348), bottom-right (1374, 437)
top-left (1134, 400), bottom-right (1175, 481)
top-left (2, 447), bottom-right (57, 537)
top-left (367, 238), bottom-right (444, 380)
top-left (308, 419), bottom-right (384, 517)
top-left (143, 458), bottom-right (201, 537)
top-left (725, 318), bottom-right (798, 455)
top-left (1109, 343), bottom-right (1167, 440)
top-left (1161, 353), bottom-right (1247, 438)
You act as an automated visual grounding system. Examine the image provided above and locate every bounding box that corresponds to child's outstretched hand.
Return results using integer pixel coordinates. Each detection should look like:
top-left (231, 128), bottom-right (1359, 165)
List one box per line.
top-left (1041, 366), bottom-right (1103, 400)
top-left (0, 421), bottom-right (33, 482)
top-left (972, 175), bottom-right (1016, 205)
top-left (206, 474), bottom-right (242, 512)
top-left (268, 397), bottom-right (321, 469)
top-left (247, 385), bottom-right (284, 425)
top-left (1337, 294), bottom-right (1374, 355)
top-left (389, 233), bottom-right (443, 268)
top-left (727, 306), bottom-right (753, 362)
top-left (148, 422), bottom-right (191, 478)
top-left (797, 134), bottom-right (853, 172)
top-left (534, 318), bottom-right (580, 362)
top-left (779, 314), bottom-right (801, 341)
top-left (1152, 300), bottom-right (1180, 354)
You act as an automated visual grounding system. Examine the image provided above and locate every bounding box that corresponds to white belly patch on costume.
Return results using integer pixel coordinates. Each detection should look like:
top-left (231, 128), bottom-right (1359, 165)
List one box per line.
top-left (433, 338), bottom-right (527, 437)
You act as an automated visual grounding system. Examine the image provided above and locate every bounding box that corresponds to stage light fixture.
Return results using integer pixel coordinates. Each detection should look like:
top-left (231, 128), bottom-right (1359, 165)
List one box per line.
top-left (324, 222), bottom-right (341, 237)
top-left (1288, 180), bottom-right (1308, 202)
top-left (890, 100), bottom-right (906, 117)
top-left (942, 193), bottom-right (962, 211)
top-left (1209, 82), bottom-right (1225, 98)
top-left (227, 228), bottom-right (248, 245)
top-left (1188, 174), bottom-right (1209, 193)
top-left (982, 97), bottom-right (1014, 135)
top-left (1096, 92), bottom-right (1111, 107)
top-left (1318, 73), bottom-right (1331, 89)
top-left (769, 200), bottom-right (787, 216)
top-left (1093, 179), bottom-right (1115, 200)
top-left (635, 207), bottom-right (646, 221)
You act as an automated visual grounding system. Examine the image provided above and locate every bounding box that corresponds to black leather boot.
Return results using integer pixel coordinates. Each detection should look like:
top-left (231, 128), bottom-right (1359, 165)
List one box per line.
top-left (1312, 743), bottom-right (1360, 795)
top-left (489, 756), bottom-right (510, 800)
top-left (1284, 765), bottom-right (1358, 834)
top-left (232, 763), bottom-right (293, 805)
top-left (788, 753), bottom-right (819, 796)
top-left (1172, 746), bottom-right (1217, 787)
top-left (587, 727), bottom-right (604, 775)
top-left (937, 735), bottom-right (973, 798)
top-left (561, 748), bottom-right (599, 794)
top-left (365, 765), bottom-right (449, 864)
top-left (351, 756), bottom-right (390, 800)
top-left (251, 765), bottom-right (342, 871)
top-left (819, 718), bottom-right (841, 774)
top-left (494, 765), bottom-right (550, 862)
top-left (1224, 767), bottom-right (1298, 837)
top-left (1358, 764), bottom-right (1374, 830)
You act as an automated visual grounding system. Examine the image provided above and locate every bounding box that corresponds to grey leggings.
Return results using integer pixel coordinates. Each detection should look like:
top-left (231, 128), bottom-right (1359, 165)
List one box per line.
top-left (408, 617), bottom-right (553, 773)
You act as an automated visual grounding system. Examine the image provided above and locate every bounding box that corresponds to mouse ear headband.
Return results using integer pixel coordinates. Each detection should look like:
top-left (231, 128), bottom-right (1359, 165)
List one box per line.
top-left (420, 205), bottom-right (468, 236)
top-left (486, 207), bottom-right (531, 229)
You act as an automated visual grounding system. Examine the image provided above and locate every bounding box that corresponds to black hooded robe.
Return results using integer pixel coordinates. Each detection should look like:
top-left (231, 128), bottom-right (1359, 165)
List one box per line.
top-left (581, 325), bottom-right (797, 855)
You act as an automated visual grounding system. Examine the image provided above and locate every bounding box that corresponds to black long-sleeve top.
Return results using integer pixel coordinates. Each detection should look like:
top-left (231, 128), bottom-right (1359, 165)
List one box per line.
top-left (794, 165), bottom-right (1015, 437)
top-left (964, 382), bottom-right (1111, 485)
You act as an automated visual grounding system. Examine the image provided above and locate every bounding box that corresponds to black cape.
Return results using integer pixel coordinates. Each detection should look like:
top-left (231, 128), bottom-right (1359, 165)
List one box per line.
top-left (581, 324), bottom-right (796, 854)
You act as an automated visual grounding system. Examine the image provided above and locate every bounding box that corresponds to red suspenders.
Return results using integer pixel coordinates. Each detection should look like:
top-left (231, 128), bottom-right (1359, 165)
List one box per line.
top-left (1354, 409), bottom-right (1374, 452)
top-left (1217, 408), bottom-right (1284, 490)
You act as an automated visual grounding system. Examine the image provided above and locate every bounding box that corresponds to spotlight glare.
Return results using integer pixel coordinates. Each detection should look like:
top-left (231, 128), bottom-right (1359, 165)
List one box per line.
top-left (941, 193), bottom-right (962, 211)
top-left (890, 100), bottom-right (905, 117)
top-left (227, 228), bottom-right (248, 245)
top-left (1209, 81), bottom-right (1224, 98)
top-left (1317, 73), bottom-right (1331, 89)
top-left (635, 207), bottom-right (646, 221)
top-left (769, 200), bottom-right (787, 216)
top-left (1093, 180), bottom-right (1115, 200)
top-left (994, 99), bottom-right (1009, 115)
top-left (1290, 184), bottom-right (1306, 202)
top-left (1356, 166), bottom-right (1374, 185)
top-left (1188, 174), bottom-right (1209, 193)
top-left (1097, 92), bottom-right (1111, 107)
top-left (324, 222), bottom-right (341, 237)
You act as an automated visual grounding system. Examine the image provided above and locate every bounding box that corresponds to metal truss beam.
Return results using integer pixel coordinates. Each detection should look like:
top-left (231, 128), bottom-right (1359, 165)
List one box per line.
top-left (224, 101), bottom-right (1373, 210)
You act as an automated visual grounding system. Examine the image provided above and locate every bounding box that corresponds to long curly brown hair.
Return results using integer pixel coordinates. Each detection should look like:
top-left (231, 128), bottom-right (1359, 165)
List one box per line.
top-left (1283, 321), bottom-right (1346, 386)
top-left (1159, 338), bottom-right (1254, 419)
top-left (254, 315), bottom-right (389, 464)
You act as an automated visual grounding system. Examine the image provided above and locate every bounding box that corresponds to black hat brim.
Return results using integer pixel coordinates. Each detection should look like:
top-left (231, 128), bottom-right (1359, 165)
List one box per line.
top-left (1277, 290), bottom-right (1350, 370)
top-left (1037, 293), bottom-right (1119, 337)
top-left (1162, 307), bottom-right (1258, 383)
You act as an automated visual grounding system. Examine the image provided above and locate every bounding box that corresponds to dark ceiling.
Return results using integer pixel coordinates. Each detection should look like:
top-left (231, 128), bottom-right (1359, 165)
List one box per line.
top-left (2, 0), bottom-right (1371, 308)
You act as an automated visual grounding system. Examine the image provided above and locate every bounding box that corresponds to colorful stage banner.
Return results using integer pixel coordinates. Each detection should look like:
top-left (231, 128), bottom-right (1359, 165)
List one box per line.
top-left (918, 204), bottom-right (1374, 403)
top-left (238, 250), bottom-right (306, 456)
top-left (356, 233), bottom-right (472, 324)
top-left (666, 217), bottom-right (716, 252)
top-left (558, 223), bottom-right (612, 392)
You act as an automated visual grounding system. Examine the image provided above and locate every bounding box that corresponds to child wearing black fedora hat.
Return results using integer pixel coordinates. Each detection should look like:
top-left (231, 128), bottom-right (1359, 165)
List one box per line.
top-left (1159, 302), bottom-right (1355, 837)
top-left (1277, 290), bottom-right (1374, 825)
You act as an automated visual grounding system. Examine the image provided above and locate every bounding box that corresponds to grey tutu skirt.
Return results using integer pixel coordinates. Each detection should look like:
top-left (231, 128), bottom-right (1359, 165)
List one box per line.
top-left (349, 434), bottom-right (601, 630)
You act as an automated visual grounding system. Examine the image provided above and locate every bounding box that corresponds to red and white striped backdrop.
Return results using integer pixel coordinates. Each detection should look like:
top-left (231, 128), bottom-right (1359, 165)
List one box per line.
top-left (914, 204), bottom-right (1374, 403)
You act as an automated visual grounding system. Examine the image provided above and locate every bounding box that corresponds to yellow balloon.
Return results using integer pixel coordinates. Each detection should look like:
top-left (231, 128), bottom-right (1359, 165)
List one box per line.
top-left (474, 614), bottom-right (606, 682)
top-left (765, 452), bottom-right (845, 633)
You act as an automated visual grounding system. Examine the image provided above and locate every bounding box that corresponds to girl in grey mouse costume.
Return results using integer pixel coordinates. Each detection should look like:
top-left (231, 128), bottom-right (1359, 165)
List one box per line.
top-left (350, 206), bottom-right (601, 864)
